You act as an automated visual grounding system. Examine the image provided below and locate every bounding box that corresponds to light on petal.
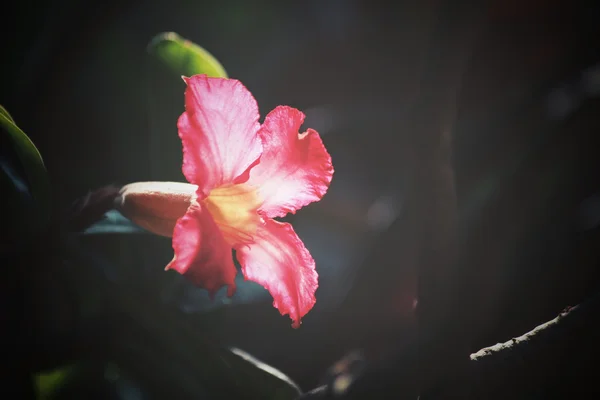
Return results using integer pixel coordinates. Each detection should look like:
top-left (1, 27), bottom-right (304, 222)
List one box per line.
top-left (247, 106), bottom-right (334, 218)
top-left (203, 183), bottom-right (262, 246)
top-left (178, 75), bottom-right (263, 197)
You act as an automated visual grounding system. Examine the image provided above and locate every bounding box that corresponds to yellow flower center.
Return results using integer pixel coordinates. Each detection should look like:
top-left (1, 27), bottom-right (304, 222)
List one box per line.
top-left (203, 183), bottom-right (262, 246)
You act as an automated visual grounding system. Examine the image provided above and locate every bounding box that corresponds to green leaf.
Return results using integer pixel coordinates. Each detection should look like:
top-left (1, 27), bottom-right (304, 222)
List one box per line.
top-left (147, 32), bottom-right (228, 78)
top-left (83, 210), bottom-right (149, 235)
top-left (0, 109), bottom-right (51, 238)
top-left (0, 104), bottom-right (15, 123)
top-left (34, 364), bottom-right (76, 400)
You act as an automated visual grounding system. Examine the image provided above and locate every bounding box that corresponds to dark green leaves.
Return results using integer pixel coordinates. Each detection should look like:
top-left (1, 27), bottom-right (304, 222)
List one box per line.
top-left (62, 240), bottom-right (301, 400)
top-left (1, 106), bottom-right (51, 243)
top-left (148, 32), bottom-right (228, 78)
top-left (106, 272), bottom-right (301, 400)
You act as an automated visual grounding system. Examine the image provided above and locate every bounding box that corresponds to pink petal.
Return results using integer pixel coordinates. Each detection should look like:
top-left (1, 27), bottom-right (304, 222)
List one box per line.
top-left (166, 201), bottom-right (236, 297)
top-left (235, 218), bottom-right (318, 328)
top-left (178, 75), bottom-right (263, 197)
top-left (247, 106), bottom-right (333, 218)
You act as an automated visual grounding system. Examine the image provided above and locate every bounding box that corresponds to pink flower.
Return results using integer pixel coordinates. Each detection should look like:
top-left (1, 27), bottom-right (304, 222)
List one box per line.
top-left (140, 75), bottom-right (333, 327)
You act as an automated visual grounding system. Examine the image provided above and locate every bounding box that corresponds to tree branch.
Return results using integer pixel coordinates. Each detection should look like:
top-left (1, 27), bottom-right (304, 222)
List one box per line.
top-left (297, 290), bottom-right (600, 399)
top-left (470, 290), bottom-right (600, 399)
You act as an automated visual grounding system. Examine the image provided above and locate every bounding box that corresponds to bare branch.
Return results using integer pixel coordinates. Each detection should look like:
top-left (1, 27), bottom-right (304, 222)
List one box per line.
top-left (297, 290), bottom-right (600, 399)
top-left (470, 290), bottom-right (600, 399)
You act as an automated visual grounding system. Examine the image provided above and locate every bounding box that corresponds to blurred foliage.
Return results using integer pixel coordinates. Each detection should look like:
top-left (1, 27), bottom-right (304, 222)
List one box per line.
top-left (56, 236), bottom-right (301, 399)
top-left (0, 106), bottom-right (51, 246)
top-left (84, 210), bottom-right (149, 235)
top-left (34, 364), bottom-right (76, 400)
top-left (148, 32), bottom-right (228, 79)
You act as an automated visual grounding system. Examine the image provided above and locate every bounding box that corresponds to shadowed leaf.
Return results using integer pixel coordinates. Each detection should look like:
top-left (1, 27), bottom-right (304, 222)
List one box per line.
top-left (226, 347), bottom-right (302, 400)
top-left (64, 241), bottom-right (302, 399)
top-left (83, 210), bottom-right (149, 234)
top-left (0, 108), bottom-right (51, 242)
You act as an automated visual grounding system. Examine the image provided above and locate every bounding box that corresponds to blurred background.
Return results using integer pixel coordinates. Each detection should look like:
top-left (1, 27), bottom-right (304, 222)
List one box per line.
top-left (3, 0), bottom-right (600, 398)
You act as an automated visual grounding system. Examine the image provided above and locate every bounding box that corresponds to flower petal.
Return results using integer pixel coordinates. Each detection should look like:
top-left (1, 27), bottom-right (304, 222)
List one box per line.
top-left (247, 106), bottom-right (333, 218)
top-left (178, 75), bottom-right (263, 197)
top-left (166, 201), bottom-right (236, 297)
top-left (235, 218), bottom-right (318, 328)
top-left (203, 184), bottom-right (262, 247)
top-left (116, 181), bottom-right (196, 237)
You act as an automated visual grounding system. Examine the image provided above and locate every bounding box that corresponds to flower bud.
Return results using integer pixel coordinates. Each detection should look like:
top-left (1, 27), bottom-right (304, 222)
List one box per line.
top-left (115, 181), bottom-right (197, 237)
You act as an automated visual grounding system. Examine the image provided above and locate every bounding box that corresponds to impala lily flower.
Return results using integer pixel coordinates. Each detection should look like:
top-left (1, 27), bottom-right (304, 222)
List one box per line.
top-left (118, 75), bottom-right (333, 327)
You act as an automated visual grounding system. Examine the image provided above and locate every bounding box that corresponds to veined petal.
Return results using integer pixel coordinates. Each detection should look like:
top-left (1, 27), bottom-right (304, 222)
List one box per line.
top-left (235, 218), bottom-right (318, 328)
top-left (166, 202), bottom-right (236, 297)
top-left (247, 106), bottom-right (333, 218)
top-left (178, 75), bottom-right (263, 197)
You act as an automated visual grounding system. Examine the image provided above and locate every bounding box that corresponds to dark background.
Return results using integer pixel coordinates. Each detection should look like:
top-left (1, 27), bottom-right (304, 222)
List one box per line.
top-left (3, 0), bottom-right (600, 398)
